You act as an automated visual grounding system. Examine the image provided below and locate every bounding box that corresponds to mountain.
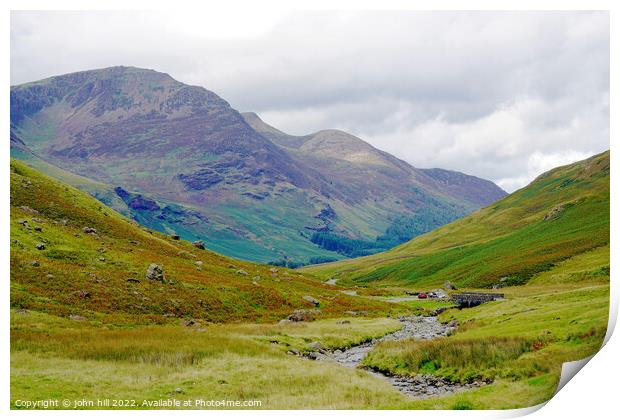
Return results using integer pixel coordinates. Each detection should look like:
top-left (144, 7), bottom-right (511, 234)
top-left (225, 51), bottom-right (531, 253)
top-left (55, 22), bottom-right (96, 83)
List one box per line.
top-left (10, 66), bottom-right (506, 265)
top-left (10, 158), bottom-right (393, 323)
top-left (302, 151), bottom-right (610, 289)
top-left (242, 111), bottom-right (506, 207)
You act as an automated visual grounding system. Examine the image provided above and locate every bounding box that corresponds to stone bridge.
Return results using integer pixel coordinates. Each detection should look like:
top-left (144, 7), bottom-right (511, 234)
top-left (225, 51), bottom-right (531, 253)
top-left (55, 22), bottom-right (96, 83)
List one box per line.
top-left (452, 292), bottom-right (505, 308)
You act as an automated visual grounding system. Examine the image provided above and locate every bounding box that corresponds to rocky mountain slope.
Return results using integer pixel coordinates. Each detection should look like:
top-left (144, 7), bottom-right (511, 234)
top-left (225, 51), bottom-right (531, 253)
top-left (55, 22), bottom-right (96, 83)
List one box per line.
top-left (303, 151), bottom-right (610, 289)
top-left (11, 66), bottom-right (506, 265)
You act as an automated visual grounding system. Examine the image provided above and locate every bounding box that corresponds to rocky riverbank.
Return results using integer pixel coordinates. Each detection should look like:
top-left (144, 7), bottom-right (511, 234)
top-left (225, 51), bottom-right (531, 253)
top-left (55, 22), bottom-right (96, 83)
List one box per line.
top-left (303, 316), bottom-right (489, 399)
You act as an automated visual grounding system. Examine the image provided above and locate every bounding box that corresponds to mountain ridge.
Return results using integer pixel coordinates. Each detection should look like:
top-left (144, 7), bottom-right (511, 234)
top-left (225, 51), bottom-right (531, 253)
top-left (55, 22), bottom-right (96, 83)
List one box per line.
top-left (11, 66), bottom-right (507, 265)
top-left (242, 111), bottom-right (506, 205)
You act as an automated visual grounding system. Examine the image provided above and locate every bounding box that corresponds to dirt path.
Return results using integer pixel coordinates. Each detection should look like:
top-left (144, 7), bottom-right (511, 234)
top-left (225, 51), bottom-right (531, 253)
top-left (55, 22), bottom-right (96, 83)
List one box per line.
top-left (308, 316), bottom-right (489, 399)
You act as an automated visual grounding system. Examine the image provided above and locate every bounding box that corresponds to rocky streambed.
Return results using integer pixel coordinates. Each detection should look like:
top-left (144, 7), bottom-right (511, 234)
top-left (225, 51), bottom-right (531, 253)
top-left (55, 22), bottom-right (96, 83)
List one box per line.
top-left (303, 316), bottom-right (489, 399)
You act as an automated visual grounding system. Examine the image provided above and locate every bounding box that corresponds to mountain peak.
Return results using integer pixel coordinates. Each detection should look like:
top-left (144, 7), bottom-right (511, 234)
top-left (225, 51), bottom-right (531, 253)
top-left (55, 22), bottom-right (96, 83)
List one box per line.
top-left (242, 113), bottom-right (399, 167)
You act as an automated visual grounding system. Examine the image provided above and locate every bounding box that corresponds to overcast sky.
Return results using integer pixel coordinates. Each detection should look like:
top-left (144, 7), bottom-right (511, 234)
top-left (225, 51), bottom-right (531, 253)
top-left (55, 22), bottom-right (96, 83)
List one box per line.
top-left (11, 10), bottom-right (609, 191)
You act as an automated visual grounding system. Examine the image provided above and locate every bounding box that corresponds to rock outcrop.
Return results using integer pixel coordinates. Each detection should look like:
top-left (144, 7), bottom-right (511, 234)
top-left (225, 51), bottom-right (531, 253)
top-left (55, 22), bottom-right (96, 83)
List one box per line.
top-left (145, 263), bottom-right (165, 282)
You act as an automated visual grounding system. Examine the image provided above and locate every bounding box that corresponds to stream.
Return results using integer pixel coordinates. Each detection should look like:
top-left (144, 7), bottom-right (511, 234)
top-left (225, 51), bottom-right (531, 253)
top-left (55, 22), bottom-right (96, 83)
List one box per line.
top-left (305, 316), bottom-right (489, 399)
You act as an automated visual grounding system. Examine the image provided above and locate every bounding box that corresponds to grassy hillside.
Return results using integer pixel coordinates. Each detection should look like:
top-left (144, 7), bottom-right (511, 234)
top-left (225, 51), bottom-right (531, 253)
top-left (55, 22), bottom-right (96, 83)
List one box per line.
top-left (303, 151), bottom-right (610, 290)
top-left (10, 154), bottom-right (611, 410)
top-left (10, 158), bottom-right (393, 324)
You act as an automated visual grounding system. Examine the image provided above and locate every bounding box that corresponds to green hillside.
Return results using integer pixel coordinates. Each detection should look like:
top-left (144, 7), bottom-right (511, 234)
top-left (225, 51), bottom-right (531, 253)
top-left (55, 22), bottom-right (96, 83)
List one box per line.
top-left (303, 151), bottom-right (610, 290)
top-left (10, 158), bottom-right (393, 324)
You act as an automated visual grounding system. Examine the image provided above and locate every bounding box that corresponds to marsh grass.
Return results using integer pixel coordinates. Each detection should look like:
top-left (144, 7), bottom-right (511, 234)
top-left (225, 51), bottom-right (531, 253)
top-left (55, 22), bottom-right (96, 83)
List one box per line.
top-left (11, 315), bottom-right (402, 367)
top-left (363, 336), bottom-right (544, 383)
top-left (11, 312), bottom-right (406, 409)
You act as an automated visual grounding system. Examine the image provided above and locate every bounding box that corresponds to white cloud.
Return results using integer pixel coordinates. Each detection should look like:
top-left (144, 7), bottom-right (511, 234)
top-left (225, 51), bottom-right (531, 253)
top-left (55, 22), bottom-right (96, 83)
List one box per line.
top-left (359, 95), bottom-right (608, 191)
top-left (496, 150), bottom-right (594, 192)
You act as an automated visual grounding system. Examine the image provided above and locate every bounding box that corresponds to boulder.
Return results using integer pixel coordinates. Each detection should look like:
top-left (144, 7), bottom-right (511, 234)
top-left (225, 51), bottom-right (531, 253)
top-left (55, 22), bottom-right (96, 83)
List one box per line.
top-left (308, 341), bottom-right (325, 352)
top-left (82, 227), bottom-right (97, 234)
top-left (30, 261), bottom-right (40, 267)
top-left (19, 206), bottom-right (40, 214)
top-left (145, 263), bottom-right (165, 282)
top-left (544, 204), bottom-right (565, 221)
top-left (182, 319), bottom-right (198, 327)
top-left (69, 314), bottom-right (86, 321)
top-left (171, 234), bottom-right (180, 240)
top-left (35, 243), bottom-right (46, 250)
top-left (236, 269), bottom-right (249, 276)
top-left (303, 295), bottom-right (320, 307)
top-left (193, 240), bottom-right (205, 250)
top-left (287, 309), bottom-right (321, 322)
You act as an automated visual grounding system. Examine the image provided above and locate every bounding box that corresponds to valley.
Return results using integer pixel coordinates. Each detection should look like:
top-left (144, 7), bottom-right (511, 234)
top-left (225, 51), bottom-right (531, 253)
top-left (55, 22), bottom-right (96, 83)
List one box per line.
top-left (9, 151), bottom-right (610, 409)
top-left (6, 7), bottom-right (613, 414)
